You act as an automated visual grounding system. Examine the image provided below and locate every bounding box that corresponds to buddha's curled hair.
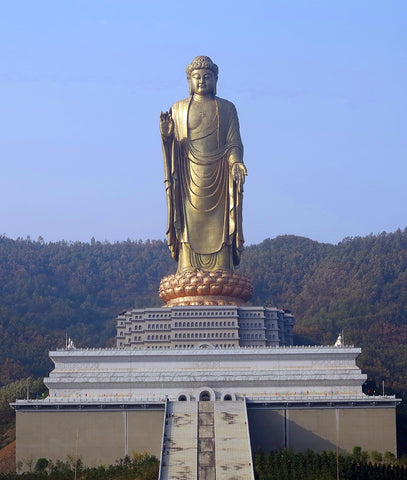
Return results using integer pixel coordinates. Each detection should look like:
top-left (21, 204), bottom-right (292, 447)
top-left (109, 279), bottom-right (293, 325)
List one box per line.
top-left (186, 56), bottom-right (219, 78)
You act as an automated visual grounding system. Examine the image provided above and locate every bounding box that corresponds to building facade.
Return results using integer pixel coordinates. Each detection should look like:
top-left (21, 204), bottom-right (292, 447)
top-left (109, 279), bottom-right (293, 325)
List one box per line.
top-left (116, 306), bottom-right (294, 349)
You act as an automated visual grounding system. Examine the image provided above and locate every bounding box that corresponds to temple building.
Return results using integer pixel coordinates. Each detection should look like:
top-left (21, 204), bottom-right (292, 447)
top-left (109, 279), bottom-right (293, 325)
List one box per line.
top-left (116, 306), bottom-right (294, 349)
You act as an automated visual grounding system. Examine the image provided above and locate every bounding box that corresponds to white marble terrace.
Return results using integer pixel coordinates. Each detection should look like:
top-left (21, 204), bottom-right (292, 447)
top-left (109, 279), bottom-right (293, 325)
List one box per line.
top-left (42, 345), bottom-right (370, 402)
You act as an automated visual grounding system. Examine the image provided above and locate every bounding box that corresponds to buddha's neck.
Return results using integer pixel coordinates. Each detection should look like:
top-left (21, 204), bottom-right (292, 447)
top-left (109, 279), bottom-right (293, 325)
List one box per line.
top-left (192, 94), bottom-right (215, 102)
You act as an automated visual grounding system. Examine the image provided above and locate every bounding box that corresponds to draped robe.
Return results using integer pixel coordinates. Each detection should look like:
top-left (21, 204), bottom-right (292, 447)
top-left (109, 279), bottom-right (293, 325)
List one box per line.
top-left (161, 95), bottom-right (245, 272)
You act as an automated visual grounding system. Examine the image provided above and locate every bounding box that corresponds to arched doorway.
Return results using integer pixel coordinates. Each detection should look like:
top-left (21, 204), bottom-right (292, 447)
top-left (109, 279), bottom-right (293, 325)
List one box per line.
top-left (178, 395), bottom-right (187, 401)
top-left (199, 391), bottom-right (211, 401)
top-left (224, 394), bottom-right (232, 401)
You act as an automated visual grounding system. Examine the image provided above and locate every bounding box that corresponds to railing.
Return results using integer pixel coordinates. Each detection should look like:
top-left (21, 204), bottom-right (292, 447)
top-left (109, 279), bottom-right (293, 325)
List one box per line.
top-left (13, 396), bottom-right (167, 404)
top-left (157, 397), bottom-right (169, 480)
top-left (54, 344), bottom-right (356, 352)
top-left (243, 396), bottom-right (256, 480)
top-left (246, 394), bottom-right (397, 402)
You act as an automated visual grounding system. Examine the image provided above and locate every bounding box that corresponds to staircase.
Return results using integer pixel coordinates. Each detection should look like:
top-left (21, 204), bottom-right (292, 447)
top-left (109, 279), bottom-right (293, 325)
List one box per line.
top-left (198, 401), bottom-right (216, 480)
top-left (160, 399), bottom-right (254, 480)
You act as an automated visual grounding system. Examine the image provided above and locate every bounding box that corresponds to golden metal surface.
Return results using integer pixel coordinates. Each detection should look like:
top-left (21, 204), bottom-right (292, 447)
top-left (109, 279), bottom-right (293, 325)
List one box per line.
top-left (160, 56), bottom-right (247, 274)
top-left (164, 296), bottom-right (246, 307)
top-left (159, 269), bottom-right (253, 307)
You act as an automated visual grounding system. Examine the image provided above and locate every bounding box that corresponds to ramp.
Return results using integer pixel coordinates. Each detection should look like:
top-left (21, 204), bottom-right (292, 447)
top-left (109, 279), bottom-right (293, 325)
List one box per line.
top-left (160, 401), bottom-right (198, 480)
top-left (214, 399), bottom-right (254, 480)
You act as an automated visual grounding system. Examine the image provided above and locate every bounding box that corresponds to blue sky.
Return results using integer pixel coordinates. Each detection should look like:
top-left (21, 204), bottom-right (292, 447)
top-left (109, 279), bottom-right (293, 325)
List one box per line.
top-left (1, 0), bottom-right (406, 245)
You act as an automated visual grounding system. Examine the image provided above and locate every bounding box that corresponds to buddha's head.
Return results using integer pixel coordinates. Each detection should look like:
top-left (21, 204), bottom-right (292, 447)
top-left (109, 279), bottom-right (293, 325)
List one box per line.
top-left (186, 56), bottom-right (218, 96)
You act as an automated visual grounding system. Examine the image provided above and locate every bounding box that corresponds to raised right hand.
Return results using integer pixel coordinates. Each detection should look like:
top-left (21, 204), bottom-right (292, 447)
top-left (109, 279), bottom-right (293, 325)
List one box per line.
top-left (160, 110), bottom-right (174, 140)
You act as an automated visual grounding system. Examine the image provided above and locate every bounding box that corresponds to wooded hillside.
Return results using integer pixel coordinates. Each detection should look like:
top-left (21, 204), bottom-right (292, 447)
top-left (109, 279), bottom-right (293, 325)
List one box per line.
top-left (1, 229), bottom-right (407, 396)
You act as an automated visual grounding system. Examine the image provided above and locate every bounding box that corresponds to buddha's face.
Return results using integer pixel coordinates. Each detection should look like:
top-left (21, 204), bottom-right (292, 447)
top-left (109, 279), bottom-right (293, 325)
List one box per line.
top-left (190, 69), bottom-right (217, 96)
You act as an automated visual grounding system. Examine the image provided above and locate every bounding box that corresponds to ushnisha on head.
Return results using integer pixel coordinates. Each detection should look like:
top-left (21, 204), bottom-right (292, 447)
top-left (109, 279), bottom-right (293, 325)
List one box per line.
top-left (186, 55), bottom-right (218, 96)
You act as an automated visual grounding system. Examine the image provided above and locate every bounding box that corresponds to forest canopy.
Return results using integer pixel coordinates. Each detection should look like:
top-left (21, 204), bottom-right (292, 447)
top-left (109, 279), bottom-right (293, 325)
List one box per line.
top-left (1, 229), bottom-right (407, 396)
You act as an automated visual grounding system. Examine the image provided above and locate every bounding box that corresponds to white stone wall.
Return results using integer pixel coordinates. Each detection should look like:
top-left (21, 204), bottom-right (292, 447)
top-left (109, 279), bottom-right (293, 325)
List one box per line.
top-left (44, 346), bottom-right (366, 402)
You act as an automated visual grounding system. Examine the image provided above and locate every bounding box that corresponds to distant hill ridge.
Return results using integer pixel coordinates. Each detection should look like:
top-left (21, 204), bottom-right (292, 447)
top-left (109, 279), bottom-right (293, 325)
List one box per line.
top-left (1, 229), bottom-right (407, 394)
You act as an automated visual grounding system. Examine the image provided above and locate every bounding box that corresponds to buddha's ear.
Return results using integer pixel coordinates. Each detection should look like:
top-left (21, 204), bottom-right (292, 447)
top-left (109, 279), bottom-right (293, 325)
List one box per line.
top-left (188, 78), bottom-right (193, 96)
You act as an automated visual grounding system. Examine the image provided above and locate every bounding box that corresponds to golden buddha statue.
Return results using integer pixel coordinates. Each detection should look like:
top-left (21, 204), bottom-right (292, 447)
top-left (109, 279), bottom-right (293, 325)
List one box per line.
top-left (160, 56), bottom-right (247, 274)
